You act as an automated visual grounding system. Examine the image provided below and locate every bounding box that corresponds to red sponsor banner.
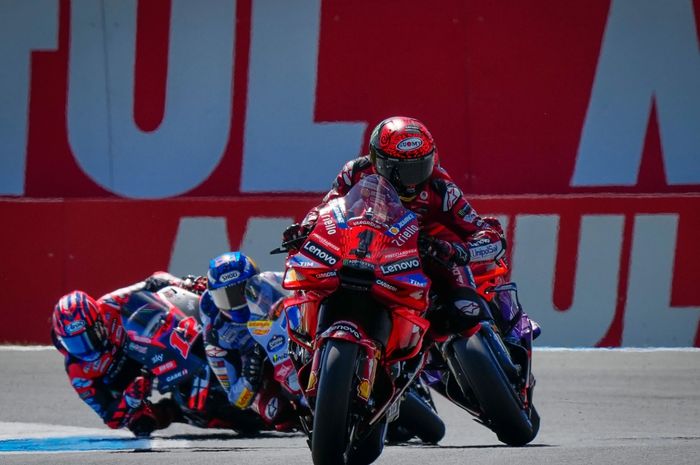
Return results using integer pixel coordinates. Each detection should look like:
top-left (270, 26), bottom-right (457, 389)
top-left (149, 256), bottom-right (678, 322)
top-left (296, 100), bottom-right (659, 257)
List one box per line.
top-left (2, 0), bottom-right (698, 198)
top-left (2, 195), bottom-right (698, 346)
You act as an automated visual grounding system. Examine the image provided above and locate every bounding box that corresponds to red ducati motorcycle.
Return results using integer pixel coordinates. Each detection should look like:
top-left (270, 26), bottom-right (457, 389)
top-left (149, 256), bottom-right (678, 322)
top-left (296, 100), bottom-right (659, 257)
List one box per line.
top-left (274, 175), bottom-right (442, 464)
top-left (275, 175), bottom-right (540, 464)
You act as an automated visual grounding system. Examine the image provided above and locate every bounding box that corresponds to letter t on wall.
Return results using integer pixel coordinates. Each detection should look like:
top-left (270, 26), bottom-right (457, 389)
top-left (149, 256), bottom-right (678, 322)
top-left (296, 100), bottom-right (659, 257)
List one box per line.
top-left (0, 1), bottom-right (58, 195)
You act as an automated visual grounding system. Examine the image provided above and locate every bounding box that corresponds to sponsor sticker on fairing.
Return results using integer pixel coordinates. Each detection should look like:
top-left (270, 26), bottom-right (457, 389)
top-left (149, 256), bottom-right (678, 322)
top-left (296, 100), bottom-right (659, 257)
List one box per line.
top-left (383, 249), bottom-right (418, 260)
top-left (380, 257), bottom-right (421, 275)
top-left (395, 273), bottom-right (429, 288)
top-left (312, 233), bottom-right (341, 252)
top-left (319, 213), bottom-right (337, 236)
top-left (331, 203), bottom-right (348, 228)
top-left (289, 255), bottom-right (317, 268)
top-left (375, 279), bottom-right (398, 292)
top-left (387, 211), bottom-right (417, 236)
top-left (327, 323), bottom-right (362, 340)
top-left (153, 360), bottom-right (177, 375)
top-left (342, 259), bottom-right (374, 270)
top-left (390, 224), bottom-right (420, 247)
top-left (314, 271), bottom-right (338, 279)
top-left (302, 240), bottom-right (339, 267)
top-left (165, 368), bottom-right (188, 383)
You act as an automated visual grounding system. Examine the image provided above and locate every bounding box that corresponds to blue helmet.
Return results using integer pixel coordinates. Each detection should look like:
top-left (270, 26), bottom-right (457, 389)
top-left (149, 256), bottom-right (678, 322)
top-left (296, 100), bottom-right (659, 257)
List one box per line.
top-left (207, 252), bottom-right (260, 319)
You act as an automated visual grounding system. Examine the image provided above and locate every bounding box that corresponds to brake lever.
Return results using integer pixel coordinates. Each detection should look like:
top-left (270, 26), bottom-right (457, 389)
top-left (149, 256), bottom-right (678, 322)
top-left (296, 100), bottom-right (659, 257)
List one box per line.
top-left (269, 235), bottom-right (309, 255)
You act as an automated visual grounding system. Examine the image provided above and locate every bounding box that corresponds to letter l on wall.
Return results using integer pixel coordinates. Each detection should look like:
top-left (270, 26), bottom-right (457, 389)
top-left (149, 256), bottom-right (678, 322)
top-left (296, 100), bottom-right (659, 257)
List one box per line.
top-left (241, 0), bottom-right (366, 192)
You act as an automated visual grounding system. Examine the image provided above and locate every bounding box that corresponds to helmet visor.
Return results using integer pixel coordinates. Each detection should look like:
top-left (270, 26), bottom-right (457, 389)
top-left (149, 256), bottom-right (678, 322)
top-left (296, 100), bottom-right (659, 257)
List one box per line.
top-left (58, 329), bottom-right (102, 361)
top-left (210, 281), bottom-right (248, 311)
top-left (375, 152), bottom-right (434, 187)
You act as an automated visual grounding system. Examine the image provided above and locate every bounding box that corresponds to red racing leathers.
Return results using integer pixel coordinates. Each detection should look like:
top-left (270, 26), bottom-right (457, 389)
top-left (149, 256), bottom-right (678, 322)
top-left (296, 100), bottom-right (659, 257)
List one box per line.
top-left (301, 156), bottom-right (506, 333)
top-left (51, 272), bottom-right (187, 433)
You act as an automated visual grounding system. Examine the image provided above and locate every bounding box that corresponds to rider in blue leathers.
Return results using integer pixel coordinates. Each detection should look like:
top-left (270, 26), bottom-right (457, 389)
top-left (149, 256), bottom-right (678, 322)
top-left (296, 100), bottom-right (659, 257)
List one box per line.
top-left (199, 251), bottom-right (293, 427)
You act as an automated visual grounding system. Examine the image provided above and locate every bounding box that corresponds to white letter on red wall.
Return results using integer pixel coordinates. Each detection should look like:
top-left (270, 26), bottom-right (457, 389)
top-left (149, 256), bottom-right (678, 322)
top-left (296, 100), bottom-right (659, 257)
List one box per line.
top-left (623, 215), bottom-right (700, 346)
top-left (240, 0), bottom-right (366, 192)
top-left (0, 0), bottom-right (58, 195)
top-left (67, 0), bottom-right (235, 198)
top-left (511, 214), bottom-right (624, 346)
top-left (573, 0), bottom-right (700, 186)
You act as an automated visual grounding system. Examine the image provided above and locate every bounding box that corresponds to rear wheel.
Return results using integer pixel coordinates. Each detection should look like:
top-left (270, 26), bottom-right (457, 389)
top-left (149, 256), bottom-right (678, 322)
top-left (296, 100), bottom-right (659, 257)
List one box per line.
top-left (387, 390), bottom-right (445, 444)
top-left (311, 340), bottom-right (359, 465)
top-left (347, 419), bottom-right (387, 465)
top-left (452, 333), bottom-right (539, 446)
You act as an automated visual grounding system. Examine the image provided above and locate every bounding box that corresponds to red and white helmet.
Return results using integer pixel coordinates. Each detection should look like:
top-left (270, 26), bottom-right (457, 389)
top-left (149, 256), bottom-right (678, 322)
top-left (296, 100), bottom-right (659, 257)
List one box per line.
top-left (369, 116), bottom-right (436, 195)
top-left (52, 291), bottom-right (107, 361)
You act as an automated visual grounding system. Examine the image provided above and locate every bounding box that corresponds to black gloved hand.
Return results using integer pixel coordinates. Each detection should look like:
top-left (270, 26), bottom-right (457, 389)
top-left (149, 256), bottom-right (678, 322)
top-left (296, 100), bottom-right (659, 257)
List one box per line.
top-left (242, 343), bottom-right (265, 391)
top-left (419, 236), bottom-right (470, 267)
top-left (143, 276), bottom-right (171, 293)
top-left (282, 223), bottom-right (311, 249)
top-left (127, 404), bottom-right (158, 437)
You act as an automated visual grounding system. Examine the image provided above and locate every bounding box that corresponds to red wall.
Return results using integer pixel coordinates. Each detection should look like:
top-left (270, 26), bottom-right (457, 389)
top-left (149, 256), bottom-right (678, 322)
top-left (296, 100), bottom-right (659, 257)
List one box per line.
top-left (1, 0), bottom-right (699, 345)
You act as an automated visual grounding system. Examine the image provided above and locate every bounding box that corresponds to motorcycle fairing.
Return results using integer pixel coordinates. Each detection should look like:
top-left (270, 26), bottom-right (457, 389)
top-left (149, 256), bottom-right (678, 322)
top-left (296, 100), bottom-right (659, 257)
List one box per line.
top-left (284, 206), bottom-right (430, 311)
top-left (121, 287), bottom-right (207, 393)
top-left (248, 311), bottom-right (302, 395)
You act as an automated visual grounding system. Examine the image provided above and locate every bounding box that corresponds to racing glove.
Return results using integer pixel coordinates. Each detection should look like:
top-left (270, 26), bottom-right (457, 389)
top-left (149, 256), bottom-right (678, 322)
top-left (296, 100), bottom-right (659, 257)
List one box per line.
top-left (282, 222), bottom-right (312, 249)
top-left (123, 376), bottom-right (152, 410)
top-left (242, 343), bottom-right (265, 392)
top-left (181, 274), bottom-right (208, 294)
top-left (127, 397), bottom-right (184, 436)
top-left (419, 236), bottom-right (470, 267)
top-left (143, 275), bottom-right (175, 293)
top-left (127, 403), bottom-right (158, 437)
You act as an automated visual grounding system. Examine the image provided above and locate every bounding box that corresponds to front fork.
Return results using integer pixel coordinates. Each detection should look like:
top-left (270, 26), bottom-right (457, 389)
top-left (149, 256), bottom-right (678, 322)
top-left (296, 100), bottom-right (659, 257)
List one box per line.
top-left (305, 320), bottom-right (381, 405)
top-left (305, 320), bottom-right (429, 431)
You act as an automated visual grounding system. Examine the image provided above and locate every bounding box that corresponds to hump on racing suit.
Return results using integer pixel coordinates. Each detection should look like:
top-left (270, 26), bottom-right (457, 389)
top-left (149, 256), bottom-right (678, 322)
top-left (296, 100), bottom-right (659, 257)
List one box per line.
top-left (199, 271), bottom-right (288, 411)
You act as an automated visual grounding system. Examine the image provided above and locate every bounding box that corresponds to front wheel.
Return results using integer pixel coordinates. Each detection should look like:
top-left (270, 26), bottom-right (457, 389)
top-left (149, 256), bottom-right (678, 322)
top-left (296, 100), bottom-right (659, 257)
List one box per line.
top-left (311, 340), bottom-right (359, 465)
top-left (451, 332), bottom-right (539, 446)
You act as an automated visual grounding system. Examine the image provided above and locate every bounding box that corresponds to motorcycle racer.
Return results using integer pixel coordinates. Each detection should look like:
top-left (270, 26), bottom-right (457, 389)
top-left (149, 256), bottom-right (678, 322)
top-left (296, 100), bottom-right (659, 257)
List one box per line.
top-left (284, 116), bottom-right (535, 337)
top-left (51, 272), bottom-right (204, 436)
top-left (199, 251), bottom-right (295, 428)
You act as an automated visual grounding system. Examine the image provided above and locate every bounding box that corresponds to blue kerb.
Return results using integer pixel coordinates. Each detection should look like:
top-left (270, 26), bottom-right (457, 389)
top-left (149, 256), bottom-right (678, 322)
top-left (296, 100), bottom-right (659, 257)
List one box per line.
top-left (0, 436), bottom-right (151, 452)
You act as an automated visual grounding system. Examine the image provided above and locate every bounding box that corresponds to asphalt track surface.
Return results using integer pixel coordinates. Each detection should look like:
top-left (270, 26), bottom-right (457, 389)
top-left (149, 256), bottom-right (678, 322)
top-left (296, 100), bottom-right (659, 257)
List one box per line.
top-left (0, 347), bottom-right (698, 465)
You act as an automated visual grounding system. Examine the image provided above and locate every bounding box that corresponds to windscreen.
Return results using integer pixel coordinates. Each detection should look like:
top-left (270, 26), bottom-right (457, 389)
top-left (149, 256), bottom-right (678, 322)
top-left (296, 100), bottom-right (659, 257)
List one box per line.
top-left (338, 174), bottom-right (407, 227)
